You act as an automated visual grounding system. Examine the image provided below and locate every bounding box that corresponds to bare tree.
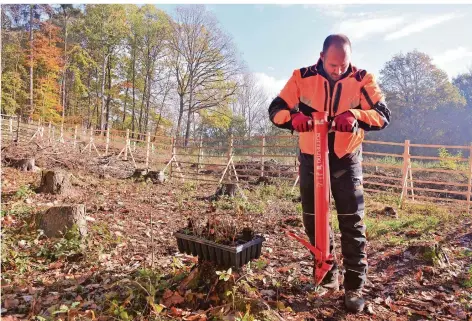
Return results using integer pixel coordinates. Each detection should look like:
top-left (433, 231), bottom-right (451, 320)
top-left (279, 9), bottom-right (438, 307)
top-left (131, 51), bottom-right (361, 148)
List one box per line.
top-left (167, 5), bottom-right (242, 145)
top-left (233, 73), bottom-right (268, 137)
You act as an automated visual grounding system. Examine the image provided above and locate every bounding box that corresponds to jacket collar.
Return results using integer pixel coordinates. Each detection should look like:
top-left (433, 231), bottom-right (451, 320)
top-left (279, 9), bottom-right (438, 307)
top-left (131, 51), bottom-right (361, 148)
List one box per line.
top-left (315, 58), bottom-right (354, 82)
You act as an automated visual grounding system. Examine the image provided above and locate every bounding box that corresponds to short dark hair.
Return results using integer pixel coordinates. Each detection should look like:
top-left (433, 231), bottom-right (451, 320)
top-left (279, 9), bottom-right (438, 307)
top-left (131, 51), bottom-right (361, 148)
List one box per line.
top-left (323, 34), bottom-right (352, 53)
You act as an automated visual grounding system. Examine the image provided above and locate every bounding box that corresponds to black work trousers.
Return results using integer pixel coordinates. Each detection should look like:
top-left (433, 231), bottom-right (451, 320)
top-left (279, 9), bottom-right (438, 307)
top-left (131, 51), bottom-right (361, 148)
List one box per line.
top-left (299, 152), bottom-right (367, 291)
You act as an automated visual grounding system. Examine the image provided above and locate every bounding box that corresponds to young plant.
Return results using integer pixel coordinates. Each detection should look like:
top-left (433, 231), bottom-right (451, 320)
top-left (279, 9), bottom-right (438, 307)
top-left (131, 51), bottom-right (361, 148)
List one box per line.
top-left (216, 268), bottom-right (237, 310)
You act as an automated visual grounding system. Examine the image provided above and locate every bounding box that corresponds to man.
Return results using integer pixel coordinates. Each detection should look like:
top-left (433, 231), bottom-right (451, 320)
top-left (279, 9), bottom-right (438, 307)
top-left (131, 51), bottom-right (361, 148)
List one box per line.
top-left (268, 34), bottom-right (391, 313)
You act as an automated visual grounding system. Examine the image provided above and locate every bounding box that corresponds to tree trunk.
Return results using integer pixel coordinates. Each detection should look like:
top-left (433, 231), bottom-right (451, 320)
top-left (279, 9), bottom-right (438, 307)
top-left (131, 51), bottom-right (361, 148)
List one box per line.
top-left (184, 109), bottom-right (192, 147)
top-left (29, 5), bottom-right (34, 118)
top-left (62, 13), bottom-right (68, 122)
top-left (144, 83), bottom-right (151, 134)
top-left (86, 71), bottom-right (92, 128)
top-left (138, 70), bottom-right (148, 138)
top-left (144, 60), bottom-right (154, 134)
top-left (176, 94), bottom-right (185, 139)
top-left (122, 72), bottom-right (130, 124)
top-left (105, 54), bottom-right (112, 131)
top-left (153, 74), bottom-right (170, 139)
top-left (100, 52), bottom-right (108, 131)
top-left (94, 67), bottom-right (100, 128)
top-left (184, 75), bottom-right (193, 146)
top-left (131, 36), bottom-right (137, 137)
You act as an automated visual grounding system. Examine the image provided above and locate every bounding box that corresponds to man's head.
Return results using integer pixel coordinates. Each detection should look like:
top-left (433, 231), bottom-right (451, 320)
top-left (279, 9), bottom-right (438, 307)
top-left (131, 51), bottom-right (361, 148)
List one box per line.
top-left (320, 34), bottom-right (352, 82)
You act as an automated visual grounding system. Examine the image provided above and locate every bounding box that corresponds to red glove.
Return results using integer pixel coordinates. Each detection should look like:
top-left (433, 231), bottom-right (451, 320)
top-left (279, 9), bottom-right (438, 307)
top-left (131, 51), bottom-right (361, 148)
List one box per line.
top-left (291, 112), bottom-right (312, 132)
top-left (332, 111), bottom-right (359, 133)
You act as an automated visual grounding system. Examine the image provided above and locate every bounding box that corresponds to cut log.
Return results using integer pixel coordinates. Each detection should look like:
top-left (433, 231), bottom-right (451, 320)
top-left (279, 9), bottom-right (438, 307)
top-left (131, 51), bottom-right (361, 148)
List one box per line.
top-left (131, 168), bottom-right (149, 179)
top-left (145, 170), bottom-right (167, 183)
top-left (38, 170), bottom-right (72, 195)
top-left (5, 157), bottom-right (36, 171)
top-left (37, 204), bottom-right (87, 238)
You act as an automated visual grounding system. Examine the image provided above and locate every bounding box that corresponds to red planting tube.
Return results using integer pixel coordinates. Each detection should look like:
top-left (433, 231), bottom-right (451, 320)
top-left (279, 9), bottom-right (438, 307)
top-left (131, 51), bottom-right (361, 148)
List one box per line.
top-left (286, 111), bottom-right (333, 286)
top-left (312, 111), bottom-right (333, 285)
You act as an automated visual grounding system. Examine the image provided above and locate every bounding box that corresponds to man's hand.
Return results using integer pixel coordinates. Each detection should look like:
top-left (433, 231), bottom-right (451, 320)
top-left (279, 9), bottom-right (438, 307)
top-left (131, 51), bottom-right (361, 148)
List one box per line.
top-left (332, 111), bottom-right (359, 133)
top-left (291, 112), bottom-right (312, 132)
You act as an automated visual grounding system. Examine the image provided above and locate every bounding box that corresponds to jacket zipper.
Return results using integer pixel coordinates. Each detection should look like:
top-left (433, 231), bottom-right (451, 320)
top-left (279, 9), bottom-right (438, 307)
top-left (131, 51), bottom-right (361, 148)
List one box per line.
top-left (323, 82), bottom-right (329, 112)
top-left (328, 81), bottom-right (334, 118)
top-left (333, 83), bottom-right (342, 115)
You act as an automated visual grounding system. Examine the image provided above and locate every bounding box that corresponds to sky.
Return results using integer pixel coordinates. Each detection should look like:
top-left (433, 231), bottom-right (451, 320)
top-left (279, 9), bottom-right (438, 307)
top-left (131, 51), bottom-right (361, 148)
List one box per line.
top-left (156, 4), bottom-right (472, 98)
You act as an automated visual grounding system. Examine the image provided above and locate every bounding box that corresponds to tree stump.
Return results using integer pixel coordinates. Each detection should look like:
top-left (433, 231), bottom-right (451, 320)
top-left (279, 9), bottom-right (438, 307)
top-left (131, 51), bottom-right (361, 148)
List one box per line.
top-left (254, 176), bottom-right (272, 185)
top-left (406, 242), bottom-right (449, 267)
top-left (38, 170), bottom-right (72, 195)
top-left (5, 157), bottom-right (37, 172)
top-left (37, 204), bottom-right (87, 238)
top-left (207, 183), bottom-right (237, 201)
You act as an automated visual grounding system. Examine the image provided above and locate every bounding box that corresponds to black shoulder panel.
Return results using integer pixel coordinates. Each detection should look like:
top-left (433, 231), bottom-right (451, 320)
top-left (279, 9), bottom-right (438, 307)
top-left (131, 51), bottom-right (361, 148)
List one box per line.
top-left (354, 69), bottom-right (367, 82)
top-left (300, 65), bottom-right (318, 79)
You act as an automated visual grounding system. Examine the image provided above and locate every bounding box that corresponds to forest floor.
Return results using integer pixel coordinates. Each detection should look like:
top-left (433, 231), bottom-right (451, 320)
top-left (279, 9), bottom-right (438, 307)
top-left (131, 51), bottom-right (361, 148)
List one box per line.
top-left (1, 141), bottom-right (472, 321)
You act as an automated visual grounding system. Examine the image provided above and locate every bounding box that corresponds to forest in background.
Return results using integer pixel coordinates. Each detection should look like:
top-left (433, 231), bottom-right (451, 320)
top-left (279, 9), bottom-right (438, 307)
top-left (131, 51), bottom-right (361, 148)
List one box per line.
top-left (2, 4), bottom-right (471, 147)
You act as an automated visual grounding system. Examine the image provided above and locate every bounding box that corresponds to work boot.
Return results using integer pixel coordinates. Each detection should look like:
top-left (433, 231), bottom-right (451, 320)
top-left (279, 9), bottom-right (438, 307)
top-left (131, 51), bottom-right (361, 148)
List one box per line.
top-left (320, 268), bottom-right (339, 291)
top-left (344, 289), bottom-right (365, 313)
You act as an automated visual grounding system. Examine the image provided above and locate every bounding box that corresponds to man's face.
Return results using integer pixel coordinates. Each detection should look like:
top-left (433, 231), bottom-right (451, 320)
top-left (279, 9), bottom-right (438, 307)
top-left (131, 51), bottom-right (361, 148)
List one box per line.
top-left (320, 45), bottom-right (351, 82)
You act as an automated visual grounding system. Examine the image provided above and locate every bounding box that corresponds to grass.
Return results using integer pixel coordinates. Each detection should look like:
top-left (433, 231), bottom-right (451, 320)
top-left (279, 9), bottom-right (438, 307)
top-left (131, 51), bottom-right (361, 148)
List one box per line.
top-left (330, 193), bottom-right (456, 246)
top-left (463, 266), bottom-right (472, 289)
top-left (364, 147), bottom-right (469, 171)
top-left (14, 184), bottom-right (36, 199)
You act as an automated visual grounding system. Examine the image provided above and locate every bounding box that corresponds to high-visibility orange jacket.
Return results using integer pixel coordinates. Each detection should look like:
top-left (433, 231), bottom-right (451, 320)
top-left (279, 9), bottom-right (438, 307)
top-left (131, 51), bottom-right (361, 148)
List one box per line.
top-left (269, 59), bottom-right (391, 159)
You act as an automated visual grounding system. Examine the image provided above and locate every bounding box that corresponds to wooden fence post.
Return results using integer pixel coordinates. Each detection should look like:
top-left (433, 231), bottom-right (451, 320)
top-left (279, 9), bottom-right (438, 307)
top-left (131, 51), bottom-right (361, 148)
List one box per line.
top-left (467, 143), bottom-right (472, 215)
top-left (145, 132), bottom-right (151, 168)
top-left (124, 129), bottom-right (129, 161)
top-left (399, 140), bottom-right (411, 207)
top-left (89, 127), bottom-right (93, 154)
top-left (197, 136), bottom-right (203, 172)
top-left (60, 123), bottom-right (64, 143)
top-left (48, 121), bottom-right (52, 143)
top-left (228, 133), bottom-right (234, 161)
top-left (261, 135), bottom-right (266, 177)
top-left (73, 125), bottom-right (78, 149)
top-left (51, 124), bottom-right (56, 144)
top-left (105, 126), bottom-right (110, 156)
top-left (39, 119), bottom-right (44, 140)
top-left (170, 137), bottom-right (175, 178)
top-left (9, 118), bottom-right (13, 141)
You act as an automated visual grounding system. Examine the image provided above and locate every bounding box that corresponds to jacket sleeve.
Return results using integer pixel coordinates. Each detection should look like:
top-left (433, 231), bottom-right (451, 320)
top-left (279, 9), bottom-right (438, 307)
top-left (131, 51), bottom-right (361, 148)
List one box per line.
top-left (268, 70), bottom-right (301, 130)
top-left (349, 72), bottom-right (391, 131)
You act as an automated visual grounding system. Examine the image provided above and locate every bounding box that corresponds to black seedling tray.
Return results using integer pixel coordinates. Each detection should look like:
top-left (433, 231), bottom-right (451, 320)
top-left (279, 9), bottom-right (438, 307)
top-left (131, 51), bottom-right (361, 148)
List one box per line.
top-left (174, 232), bottom-right (264, 268)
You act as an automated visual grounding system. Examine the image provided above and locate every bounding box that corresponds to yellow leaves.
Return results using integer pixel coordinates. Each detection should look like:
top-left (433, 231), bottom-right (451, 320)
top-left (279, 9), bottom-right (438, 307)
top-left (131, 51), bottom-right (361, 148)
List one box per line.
top-left (147, 296), bottom-right (165, 314)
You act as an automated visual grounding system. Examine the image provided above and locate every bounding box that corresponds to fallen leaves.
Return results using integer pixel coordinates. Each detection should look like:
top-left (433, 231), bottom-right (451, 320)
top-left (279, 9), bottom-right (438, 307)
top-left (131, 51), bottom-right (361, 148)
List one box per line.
top-left (415, 268), bottom-right (423, 282)
top-left (2, 153), bottom-right (472, 321)
top-left (48, 261), bottom-right (64, 270)
top-left (162, 289), bottom-right (185, 307)
top-left (183, 313), bottom-right (207, 321)
top-left (3, 298), bottom-right (20, 310)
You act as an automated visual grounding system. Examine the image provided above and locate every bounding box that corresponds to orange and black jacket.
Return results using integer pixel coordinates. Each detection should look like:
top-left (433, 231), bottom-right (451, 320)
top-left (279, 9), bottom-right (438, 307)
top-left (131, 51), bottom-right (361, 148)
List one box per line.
top-left (268, 59), bottom-right (391, 160)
